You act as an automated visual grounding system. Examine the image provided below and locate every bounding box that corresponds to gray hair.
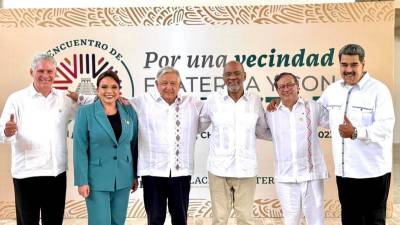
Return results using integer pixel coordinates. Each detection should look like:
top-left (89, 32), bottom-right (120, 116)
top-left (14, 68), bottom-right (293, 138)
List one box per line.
top-left (156, 66), bottom-right (181, 81)
top-left (31, 53), bottom-right (57, 70)
top-left (338, 44), bottom-right (365, 63)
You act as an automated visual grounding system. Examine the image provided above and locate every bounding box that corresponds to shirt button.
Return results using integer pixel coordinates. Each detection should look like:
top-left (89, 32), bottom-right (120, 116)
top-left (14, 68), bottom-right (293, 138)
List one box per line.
top-left (113, 156), bottom-right (117, 160)
top-left (113, 145), bottom-right (117, 148)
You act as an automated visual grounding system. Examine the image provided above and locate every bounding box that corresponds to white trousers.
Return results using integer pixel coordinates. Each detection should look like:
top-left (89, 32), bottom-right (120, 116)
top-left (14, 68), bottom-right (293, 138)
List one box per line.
top-left (276, 179), bottom-right (324, 225)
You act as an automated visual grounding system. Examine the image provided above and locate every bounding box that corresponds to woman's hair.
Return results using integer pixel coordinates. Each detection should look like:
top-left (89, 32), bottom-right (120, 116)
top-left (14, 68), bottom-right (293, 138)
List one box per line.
top-left (96, 70), bottom-right (121, 88)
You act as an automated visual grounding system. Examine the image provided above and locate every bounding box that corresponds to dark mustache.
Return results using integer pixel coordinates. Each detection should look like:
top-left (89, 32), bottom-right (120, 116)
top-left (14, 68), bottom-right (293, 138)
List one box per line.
top-left (343, 72), bottom-right (355, 76)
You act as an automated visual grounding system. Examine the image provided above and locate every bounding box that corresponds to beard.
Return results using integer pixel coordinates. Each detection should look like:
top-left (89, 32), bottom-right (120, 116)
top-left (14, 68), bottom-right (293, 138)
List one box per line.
top-left (227, 84), bottom-right (242, 93)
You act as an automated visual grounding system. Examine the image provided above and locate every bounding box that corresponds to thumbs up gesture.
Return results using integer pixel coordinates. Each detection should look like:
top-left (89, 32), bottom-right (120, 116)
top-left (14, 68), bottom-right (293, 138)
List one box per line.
top-left (338, 115), bottom-right (355, 138)
top-left (4, 114), bottom-right (17, 137)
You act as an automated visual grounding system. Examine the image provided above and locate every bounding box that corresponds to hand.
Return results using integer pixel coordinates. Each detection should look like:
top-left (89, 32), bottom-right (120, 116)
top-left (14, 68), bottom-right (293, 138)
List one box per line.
top-left (131, 179), bottom-right (139, 193)
top-left (78, 185), bottom-right (90, 198)
top-left (67, 90), bottom-right (79, 102)
top-left (266, 98), bottom-right (280, 112)
top-left (4, 114), bottom-right (17, 137)
top-left (118, 97), bottom-right (130, 105)
top-left (338, 115), bottom-right (355, 138)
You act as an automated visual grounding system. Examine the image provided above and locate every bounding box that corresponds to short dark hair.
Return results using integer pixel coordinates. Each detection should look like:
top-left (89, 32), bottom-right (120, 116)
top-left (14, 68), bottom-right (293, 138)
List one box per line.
top-left (273, 72), bottom-right (299, 89)
top-left (96, 70), bottom-right (121, 88)
top-left (338, 44), bottom-right (365, 63)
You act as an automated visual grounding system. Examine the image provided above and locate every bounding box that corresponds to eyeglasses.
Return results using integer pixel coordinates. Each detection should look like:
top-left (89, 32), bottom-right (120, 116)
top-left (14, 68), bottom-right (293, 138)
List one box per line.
top-left (223, 71), bottom-right (242, 78)
top-left (277, 82), bottom-right (297, 91)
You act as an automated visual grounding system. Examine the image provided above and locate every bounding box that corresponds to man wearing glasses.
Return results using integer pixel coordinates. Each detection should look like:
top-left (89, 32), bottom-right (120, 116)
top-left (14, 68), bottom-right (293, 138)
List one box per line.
top-left (318, 44), bottom-right (395, 225)
top-left (266, 72), bottom-right (329, 225)
top-left (199, 60), bottom-right (268, 225)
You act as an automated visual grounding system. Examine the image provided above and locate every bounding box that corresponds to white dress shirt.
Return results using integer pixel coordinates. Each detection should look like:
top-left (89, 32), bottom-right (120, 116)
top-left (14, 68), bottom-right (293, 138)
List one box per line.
top-left (130, 91), bottom-right (203, 177)
top-left (266, 98), bottom-right (329, 182)
top-left (199, 89), bottom-right (268, 178)
top-left (318, 72), bottom-right (395, 178)
top-left (0, 85), bottom-right (77, 179)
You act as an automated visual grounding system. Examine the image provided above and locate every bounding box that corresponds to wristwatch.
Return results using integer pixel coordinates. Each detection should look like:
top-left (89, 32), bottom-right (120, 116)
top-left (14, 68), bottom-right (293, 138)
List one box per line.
top-left (351, 127), bottom-right (358, 140)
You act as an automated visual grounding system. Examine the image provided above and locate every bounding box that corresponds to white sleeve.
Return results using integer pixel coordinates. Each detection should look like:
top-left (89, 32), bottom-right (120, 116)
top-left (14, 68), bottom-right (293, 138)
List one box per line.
top-left (0, 95), bottom-right (17, 143)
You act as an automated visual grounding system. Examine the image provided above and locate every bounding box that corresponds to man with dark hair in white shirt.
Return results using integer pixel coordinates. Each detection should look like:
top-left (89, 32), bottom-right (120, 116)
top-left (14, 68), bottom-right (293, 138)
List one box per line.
top-left (266, 72), bottom-right (329, 225)
top-left (199, 61), bottom-right (268, 225)
top-left (318, 44), bottom-right (395, 225)
top-left (0, 53), bottom-right (82, 225)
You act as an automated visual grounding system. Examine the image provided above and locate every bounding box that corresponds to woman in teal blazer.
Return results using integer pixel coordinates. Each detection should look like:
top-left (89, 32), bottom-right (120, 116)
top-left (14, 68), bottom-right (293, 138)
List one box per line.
top-left (73, 71), bottom-right (138, 225)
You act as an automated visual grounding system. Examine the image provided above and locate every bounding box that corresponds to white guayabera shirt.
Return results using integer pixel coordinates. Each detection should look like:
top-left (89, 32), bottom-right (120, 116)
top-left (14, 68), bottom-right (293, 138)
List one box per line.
top-left (199, 89), bottom-right (269, 178)
top-left (266, 97), bottom-right (329, 183)
top-left (318, 72), bottom-right (395, 178)
top-left (0, 85), bottom-right (80, 178)
top-left (131, 90), bottom-right (203, 177)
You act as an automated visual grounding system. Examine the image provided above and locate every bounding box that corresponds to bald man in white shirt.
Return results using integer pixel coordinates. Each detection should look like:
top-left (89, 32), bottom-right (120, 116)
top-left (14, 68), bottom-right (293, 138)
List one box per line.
top-left (199, 61), bottom-right (268, 225)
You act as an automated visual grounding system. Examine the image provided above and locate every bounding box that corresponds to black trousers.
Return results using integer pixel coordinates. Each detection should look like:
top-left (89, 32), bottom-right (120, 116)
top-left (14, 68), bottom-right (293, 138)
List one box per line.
top-left (336, 173), bottom-right (391, 225)
top-left (142, 175), bottom-right (191, 225)
top-left (13, 172), bottom-right (67, 225)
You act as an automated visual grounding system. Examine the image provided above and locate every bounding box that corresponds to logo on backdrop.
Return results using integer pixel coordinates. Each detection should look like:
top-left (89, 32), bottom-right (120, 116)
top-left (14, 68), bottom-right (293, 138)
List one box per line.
top-left (46, 39), bottom-right (134, 97)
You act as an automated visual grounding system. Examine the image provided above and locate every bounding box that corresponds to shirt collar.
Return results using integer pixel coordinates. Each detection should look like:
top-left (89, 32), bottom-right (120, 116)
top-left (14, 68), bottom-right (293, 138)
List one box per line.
top-left (222, 88), bottom-right (249, 101)
top-left (340, 72), bottom-right (370, 90)
top-left (356, 72), bottom-right (370, 89)
top-left (28, 84), bottom-right (58, 97)
top-left (277, 96), bottom-right (304, 110)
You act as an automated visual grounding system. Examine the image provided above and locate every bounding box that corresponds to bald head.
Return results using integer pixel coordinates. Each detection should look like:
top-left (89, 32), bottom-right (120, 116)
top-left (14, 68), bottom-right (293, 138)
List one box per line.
top-left (222, 60), bottom-right (246, 101)
top-left (223, 60), bottom-right (245, 74)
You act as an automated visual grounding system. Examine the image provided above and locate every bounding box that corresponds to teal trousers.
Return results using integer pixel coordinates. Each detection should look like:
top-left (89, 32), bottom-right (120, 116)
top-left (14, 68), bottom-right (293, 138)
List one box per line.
top-left (86, 187), bottom-right (131, 225)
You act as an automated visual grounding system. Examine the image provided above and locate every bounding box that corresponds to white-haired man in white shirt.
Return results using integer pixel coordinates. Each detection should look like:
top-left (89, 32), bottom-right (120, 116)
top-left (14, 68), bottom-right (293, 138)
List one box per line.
top-left (0, 53), bottom-right (83, 225)
top-left (131, 67), bottom-right (203, 225)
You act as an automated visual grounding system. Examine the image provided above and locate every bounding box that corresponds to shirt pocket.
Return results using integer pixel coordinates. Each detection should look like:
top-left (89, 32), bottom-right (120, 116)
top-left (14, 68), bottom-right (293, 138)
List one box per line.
top-left (326, 104), bottom-right (342, 111)
top-left (326, 103), bottom-right (343, 126)
top-left (351, 105), bottom-right (374, 126)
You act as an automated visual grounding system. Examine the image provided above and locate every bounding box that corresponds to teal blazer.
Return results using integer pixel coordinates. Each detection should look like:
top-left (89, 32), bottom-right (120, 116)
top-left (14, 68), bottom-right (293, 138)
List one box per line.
top-left (73, 100), bottom-right (138, 191)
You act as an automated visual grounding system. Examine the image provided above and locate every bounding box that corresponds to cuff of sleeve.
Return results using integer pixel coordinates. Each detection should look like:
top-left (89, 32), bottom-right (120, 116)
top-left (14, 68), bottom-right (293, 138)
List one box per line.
top-left (356, 127), bottom-right (368, 140)
top-left (1, 133), bottom-right (15, 143)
